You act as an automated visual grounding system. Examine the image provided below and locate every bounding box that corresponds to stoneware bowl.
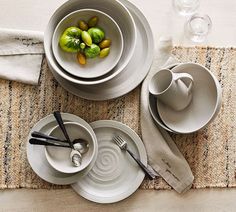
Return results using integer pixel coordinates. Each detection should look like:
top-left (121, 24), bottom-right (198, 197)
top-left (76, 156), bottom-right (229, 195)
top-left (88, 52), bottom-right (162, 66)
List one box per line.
top-left (44, 0), bottom-right (136, 85)
top-left (156, 62), bottom-right (222, 134)
top-left (45, 122), bottom-right (97, 174)
top-left (52, 9), bottom-right (124, 79)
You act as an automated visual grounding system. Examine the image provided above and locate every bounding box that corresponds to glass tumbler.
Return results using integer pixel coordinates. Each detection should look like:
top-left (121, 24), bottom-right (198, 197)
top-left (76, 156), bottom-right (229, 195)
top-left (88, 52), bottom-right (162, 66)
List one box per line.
top-left (173, 0), bottom-right (200, 16)
top-left (184, 14), bottom-right (212, 42)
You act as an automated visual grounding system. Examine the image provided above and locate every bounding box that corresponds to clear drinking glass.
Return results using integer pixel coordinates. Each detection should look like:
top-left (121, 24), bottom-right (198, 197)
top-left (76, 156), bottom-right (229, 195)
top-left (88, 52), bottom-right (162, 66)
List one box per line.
top-left (173, 0), bottom-right (200, 16)
top-left (184, 14), bottom-right (212, 42)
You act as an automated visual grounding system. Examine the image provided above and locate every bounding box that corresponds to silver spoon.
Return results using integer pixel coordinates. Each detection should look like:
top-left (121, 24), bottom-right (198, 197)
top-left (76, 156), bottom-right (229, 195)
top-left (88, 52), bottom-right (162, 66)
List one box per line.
top-left (29, 138), bottom-right (89, 154)
top-left (73, 139), bottom-right (89, 154)
top-left (31, 131), bottom-right (89, 154)
top-left (53, 111), bottom-right (82, 167)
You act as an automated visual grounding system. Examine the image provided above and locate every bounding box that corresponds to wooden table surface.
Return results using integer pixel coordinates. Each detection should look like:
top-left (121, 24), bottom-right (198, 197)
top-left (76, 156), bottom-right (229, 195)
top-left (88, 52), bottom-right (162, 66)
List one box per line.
top-left (0, 0), bottom-right (236, 211)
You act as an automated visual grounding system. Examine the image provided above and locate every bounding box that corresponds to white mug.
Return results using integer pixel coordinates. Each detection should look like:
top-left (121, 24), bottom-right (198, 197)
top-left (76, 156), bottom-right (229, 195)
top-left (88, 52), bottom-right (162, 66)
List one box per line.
top-left (149, 68), bottom-right (193, 111)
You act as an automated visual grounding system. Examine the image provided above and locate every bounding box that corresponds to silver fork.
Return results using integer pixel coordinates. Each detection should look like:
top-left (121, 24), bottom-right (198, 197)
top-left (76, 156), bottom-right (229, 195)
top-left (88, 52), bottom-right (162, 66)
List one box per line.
top-left (113, 135), bottom-right (157, 180)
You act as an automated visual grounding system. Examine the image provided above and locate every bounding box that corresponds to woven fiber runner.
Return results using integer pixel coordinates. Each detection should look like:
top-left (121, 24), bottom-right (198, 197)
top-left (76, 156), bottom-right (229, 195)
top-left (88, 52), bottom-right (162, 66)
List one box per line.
top-left (0, 46), bottom-right (235, 189)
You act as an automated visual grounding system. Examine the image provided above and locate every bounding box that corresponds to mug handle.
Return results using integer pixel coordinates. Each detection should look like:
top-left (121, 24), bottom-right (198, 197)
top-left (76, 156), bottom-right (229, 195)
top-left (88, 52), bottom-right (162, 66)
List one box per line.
top-left (173, 73), bottom-right (194, 93)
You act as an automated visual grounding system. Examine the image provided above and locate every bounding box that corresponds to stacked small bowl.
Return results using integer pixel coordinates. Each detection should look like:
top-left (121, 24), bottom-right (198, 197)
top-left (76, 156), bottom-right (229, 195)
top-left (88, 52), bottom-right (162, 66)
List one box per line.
top-left (44, 0), bottom-right (145, 101)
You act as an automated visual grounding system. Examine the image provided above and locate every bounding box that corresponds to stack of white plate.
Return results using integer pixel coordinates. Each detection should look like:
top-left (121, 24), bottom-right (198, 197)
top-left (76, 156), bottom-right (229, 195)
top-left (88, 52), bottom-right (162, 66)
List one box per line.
top-left (44, 0), bottom-right (154, 101)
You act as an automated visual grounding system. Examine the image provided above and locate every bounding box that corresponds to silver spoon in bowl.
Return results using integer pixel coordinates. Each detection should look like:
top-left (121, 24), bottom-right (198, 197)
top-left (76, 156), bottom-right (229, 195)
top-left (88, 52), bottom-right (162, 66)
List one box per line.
top-left (31, 131), bottom-right (89, 154)
top-left (73, 139), bottom-right (89, 154)
top-left (53, 111), bottom-right (82, 167)
top-left (29, 138), bottom-right (89, 154)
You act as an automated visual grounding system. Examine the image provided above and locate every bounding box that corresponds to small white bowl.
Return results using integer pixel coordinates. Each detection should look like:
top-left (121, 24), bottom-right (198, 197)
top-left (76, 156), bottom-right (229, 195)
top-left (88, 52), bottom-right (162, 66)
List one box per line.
top-left (52, 9), bottom-right (123, 79)
top-left (45, 122), bottom-right (97, 174)
top-left (156, 63), bottom-right (222, 134)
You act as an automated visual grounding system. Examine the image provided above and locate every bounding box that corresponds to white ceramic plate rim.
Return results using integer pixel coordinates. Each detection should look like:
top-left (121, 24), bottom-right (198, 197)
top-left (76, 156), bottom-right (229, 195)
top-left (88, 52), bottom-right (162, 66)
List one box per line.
top-left (26, 113), bottom-right (98, 185)
top-left (157, 62), bottom-right (222, 134)
top-left (48, 0), bottom-right (154, 100)
top-left (52, 8), bottom-right (124, 79)
top-left (44, 0), bottom-right (137, 85)
top-left (71, 120), bottom-right (147, 204)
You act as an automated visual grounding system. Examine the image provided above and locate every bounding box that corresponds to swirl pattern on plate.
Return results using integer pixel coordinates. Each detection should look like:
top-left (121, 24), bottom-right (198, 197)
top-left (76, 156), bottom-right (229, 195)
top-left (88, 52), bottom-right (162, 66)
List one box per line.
top-left (88, 141), bottom-right (124, 183)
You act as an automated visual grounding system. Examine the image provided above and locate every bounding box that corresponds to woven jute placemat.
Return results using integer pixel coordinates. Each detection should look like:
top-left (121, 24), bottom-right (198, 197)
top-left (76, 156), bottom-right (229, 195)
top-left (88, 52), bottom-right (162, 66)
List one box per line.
top-left (0, 46), bottom-right (235, 190)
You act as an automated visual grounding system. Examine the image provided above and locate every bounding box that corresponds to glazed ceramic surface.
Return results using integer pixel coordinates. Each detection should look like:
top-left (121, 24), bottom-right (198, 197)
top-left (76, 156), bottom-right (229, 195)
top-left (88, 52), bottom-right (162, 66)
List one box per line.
top-left (47, 0), bottom-right (154, 100)
top-left (45, 122), bottom-right (97, 174)
top-left (26, 113), bottom-right (98, 184)
top-left (157, 63), bottom-right (222, 134)
top-left (71, 120), bottom-right (147, 204)
top-left (52, 9), bottom-right (123, 79)
top-left (44, 0), bottom-right (136, 85)
top-left (148, 64), bottom-right (178, 132)
top-left (149, 68), bottom-right (193, 111)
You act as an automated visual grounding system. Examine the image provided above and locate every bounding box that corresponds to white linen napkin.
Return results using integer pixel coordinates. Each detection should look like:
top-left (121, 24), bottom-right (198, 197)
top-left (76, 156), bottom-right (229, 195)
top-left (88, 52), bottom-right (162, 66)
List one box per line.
top-left (141, 37), bottom-right (194, 193)
top-left (0, 28), bottom-right (44, 85)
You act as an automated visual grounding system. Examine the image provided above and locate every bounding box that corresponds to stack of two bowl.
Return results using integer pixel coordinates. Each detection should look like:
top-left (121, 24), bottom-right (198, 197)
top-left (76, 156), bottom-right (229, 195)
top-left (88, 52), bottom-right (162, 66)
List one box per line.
top-left (27, 114), bottom-right (98, 186)
top-left (44, 0), bottom-right (154, 101)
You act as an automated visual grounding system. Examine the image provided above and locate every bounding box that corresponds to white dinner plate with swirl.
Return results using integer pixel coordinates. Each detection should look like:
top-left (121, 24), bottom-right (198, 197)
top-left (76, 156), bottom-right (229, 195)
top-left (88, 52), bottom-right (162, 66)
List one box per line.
top-left (26, 113), bottom-right (98, 185)
top-left (71, 120), bottom-right (147, 204)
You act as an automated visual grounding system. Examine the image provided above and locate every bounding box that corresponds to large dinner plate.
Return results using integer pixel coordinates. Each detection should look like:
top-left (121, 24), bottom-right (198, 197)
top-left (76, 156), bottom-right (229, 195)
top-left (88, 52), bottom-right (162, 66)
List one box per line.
top-left (71, 120), bottom-right (147, 203)
top-left (49, 0), bottom-right (154, 100)
top-left (26, 113), bottom-right (98, 185)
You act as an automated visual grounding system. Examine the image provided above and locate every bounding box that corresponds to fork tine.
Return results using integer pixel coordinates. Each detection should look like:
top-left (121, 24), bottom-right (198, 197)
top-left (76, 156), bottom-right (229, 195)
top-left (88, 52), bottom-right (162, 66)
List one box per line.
top-left (115, 135), bottom-right (156, 180)
top-left (114, 135), bottom-right (128, 151)
top-left (113, 135), bottom-right (119, 144)
top-left (116, 135), bottom-right (123, 144)
top-left (116, 137), bottom-right (122, 145)
top-left (113, 135), bottom-right (123, 146)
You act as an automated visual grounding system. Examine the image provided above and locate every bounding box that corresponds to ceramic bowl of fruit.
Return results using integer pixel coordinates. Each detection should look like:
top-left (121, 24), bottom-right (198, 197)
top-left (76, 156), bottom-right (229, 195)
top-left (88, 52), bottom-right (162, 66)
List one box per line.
top-left (44, 0), bottom-right (136, 85)
top-left (52, 9), bottom-right (124, 79)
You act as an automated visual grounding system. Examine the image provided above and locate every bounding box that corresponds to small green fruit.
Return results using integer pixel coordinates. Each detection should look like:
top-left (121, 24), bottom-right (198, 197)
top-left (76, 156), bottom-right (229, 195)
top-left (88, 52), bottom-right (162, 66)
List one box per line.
top-left (88, 16), bottom-right (98, 27)
top-left (99, 47), bottom-right (110, 58)
top-left (59, 27), bottom-right (81, 52)
top-left (88, 27), bottom-right (105, 44)
top-left (80, 42), bottom-right (86, 50)
top-left (81, 31), bottom-right (92, 46)
top-left (78, 20), bottom-right (88, 31)
top-left (84, 44), bottom-right (100, 58)
top-left (99, 39), bottom-right (111, 49)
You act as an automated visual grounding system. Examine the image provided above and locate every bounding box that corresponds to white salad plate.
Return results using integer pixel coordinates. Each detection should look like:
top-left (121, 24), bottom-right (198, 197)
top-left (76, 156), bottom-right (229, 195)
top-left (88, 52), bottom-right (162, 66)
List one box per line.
top-left (45, 0), bottom-right (137, 86)
top-left (156, 63), bottom-right (222, 134)
top-left (49, 0), bottom-right (154, 100)
top-left (26, 113), bottom-right (98, 185)
top-left (52, 9), bottom-right (124, 79)
top-left (71, 120), bottom-right (147, 204)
